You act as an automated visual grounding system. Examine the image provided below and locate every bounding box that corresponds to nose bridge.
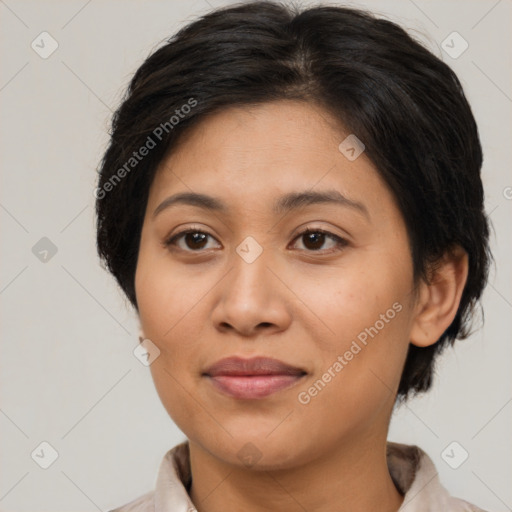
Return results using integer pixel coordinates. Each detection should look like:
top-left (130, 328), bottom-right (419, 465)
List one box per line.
top-left (229, 236), bottom-right (274, 303)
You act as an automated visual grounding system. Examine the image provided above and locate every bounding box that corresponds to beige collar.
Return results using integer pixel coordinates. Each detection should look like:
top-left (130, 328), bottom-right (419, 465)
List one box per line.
top-left (112, 441), bottom-right (486, 512)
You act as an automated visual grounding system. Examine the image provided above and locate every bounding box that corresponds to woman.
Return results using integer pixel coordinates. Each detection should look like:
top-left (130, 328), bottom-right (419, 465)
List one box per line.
top-left (96, 2), bottom-right (491, 510)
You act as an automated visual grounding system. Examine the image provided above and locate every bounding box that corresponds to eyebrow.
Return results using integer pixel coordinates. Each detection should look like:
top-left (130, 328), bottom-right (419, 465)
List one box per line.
top-left (152, 190), bottom-right (369, 219)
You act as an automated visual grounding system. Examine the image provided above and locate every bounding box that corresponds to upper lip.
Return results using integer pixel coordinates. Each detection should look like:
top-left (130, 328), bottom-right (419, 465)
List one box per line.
top-left (204, 356), bottom-right (306, 377)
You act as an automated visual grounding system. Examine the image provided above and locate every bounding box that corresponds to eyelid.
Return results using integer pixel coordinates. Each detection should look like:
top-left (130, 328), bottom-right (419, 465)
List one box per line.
top-left (163, 224), bottom-right (221, 248)
top-left (289, 227), bottom-right (348, 251)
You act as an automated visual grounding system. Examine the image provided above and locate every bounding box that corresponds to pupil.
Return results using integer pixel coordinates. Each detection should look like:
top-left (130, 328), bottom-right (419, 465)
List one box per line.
top-left (305, 232), bottom-right (324, 250)
top-left (187, 232), bottom-right (207, 249)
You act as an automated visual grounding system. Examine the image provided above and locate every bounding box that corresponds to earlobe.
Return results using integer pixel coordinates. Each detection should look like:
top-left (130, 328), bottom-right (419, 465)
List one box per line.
top-left (410, 246), bottom-right (469, 348)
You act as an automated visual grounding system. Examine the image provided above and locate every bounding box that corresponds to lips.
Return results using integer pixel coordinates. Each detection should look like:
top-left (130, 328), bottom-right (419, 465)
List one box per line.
top-left (203, 356), bottom-right (307, 399)
top-left (204, 356), bottom-right (306, 377)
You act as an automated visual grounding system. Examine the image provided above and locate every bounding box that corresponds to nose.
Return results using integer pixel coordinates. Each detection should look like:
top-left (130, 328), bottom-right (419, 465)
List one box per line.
top-left (211, 248), bottom-right (292, 338)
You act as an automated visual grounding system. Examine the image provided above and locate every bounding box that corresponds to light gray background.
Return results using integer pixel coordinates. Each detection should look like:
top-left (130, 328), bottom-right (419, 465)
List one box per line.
top-left (1, 0), bottom-right (511, 510)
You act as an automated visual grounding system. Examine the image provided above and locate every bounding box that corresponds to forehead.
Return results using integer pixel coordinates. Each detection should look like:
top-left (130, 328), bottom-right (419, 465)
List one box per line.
top-left (168, 100), bottom-right (346, 168)
top-left (148, 100), bottom-right (393, 218)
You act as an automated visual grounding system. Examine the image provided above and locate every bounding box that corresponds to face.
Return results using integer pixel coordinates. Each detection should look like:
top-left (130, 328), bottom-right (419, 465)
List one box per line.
top-left (135, 100), bottom-right (419, 470)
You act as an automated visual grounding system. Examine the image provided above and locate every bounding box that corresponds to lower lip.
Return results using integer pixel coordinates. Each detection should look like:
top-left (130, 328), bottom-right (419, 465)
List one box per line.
top-left (207, 374), bottom-right (304, 399)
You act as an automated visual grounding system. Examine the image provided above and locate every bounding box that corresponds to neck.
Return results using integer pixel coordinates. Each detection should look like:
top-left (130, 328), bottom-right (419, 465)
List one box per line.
top-left (188, 428), bottom-right (404, 512)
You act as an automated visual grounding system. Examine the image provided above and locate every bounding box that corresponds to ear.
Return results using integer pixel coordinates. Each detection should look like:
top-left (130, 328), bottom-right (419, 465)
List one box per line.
top-left (138, 326), bottom-right (146, 344)
top-left (410, 246), bottom-right (469, 348)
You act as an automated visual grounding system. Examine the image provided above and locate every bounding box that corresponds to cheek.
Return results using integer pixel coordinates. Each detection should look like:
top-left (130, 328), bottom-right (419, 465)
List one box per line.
top-left (295, 258), bottom-right (413, 400)
top-left (137, 272), bottom-right (208, 373)
top-left (149, 356), bottom-right (207, 437)
top-left (293, 299), bottom-right (411, 444)
top-left (138, 264), bottom-right (210, 433)
top-left (294, 260), bottom-right (406, 339)
top-left (135, 247), bottom-right (205, 339)
top-left (135, 249), bottom-right (211, 382)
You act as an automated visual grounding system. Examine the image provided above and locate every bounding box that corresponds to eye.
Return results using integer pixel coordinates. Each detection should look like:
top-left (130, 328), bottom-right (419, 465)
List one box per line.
top-left (164, 227), bottom-right (348, 254)
top-left (291, 228), bottom-right (348, 253)
top-left (165, 229), bottom-right (220, 252)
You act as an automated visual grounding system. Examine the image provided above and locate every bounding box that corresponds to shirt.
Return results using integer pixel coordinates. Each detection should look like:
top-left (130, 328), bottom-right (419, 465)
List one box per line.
top-left (109, 441), bottom-right (488, 512)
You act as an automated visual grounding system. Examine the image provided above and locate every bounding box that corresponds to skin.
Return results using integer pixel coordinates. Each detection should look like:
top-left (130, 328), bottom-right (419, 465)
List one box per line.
top-left (135, 100), bottom-right (468, 512)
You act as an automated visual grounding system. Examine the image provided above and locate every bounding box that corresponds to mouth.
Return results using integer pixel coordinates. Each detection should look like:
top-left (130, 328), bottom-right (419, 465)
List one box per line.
top-left (203, 356), bottom-right (307, 400)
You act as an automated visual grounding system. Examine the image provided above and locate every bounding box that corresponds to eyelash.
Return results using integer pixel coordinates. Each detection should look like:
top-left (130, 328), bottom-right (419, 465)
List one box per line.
top-left (164, 227), bottom-right (348, 254)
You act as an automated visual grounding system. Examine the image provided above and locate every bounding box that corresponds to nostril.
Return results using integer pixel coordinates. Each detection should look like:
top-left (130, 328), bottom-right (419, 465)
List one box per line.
top-left (219, 322), bottom-right (241, 333)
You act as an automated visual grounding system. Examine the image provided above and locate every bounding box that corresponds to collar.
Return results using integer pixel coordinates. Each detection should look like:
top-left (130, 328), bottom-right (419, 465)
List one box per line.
top-left (114, 441), bottom-right (486, 512)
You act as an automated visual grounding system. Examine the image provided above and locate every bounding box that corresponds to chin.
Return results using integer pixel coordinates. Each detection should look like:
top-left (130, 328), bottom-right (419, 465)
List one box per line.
top-left (203, 432), bottom-right (307, 471)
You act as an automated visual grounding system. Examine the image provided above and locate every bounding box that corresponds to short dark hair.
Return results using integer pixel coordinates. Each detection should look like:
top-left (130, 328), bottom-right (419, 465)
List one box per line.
top-left (95, 1), bottom-right (491, 400)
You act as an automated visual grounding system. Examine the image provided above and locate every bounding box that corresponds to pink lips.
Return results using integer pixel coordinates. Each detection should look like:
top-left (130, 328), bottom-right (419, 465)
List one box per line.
top-left (203, 356), bottom-right (306, 399)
